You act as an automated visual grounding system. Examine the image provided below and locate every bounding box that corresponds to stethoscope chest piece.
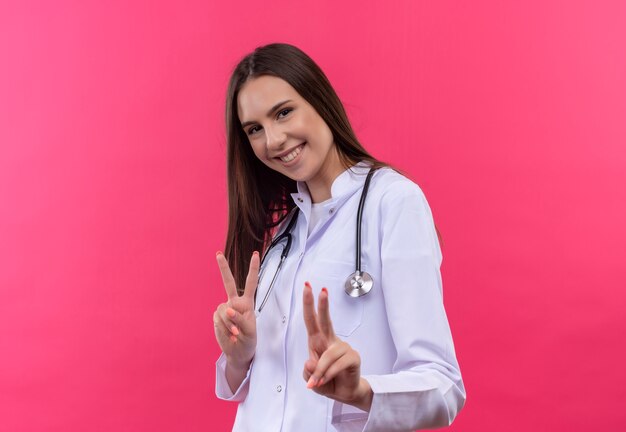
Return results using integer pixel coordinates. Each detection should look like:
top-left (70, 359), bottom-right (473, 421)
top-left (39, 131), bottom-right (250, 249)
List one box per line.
top-left (345, 271), bottom-right (373, 297)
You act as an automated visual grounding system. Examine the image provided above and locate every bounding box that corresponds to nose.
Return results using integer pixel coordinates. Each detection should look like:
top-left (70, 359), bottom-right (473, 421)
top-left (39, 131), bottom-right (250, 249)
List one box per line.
top-left (264, 124), bottom-right (287, 152)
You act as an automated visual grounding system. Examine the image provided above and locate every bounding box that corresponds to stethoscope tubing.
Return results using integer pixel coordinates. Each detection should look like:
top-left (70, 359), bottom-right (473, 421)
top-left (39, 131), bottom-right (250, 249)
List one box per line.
top-left (355, 168), bottom-right (375, 273)
top-left (255, 167), bottom-right (377, 313)
top-left (256, 209), bottom-right (299, 313)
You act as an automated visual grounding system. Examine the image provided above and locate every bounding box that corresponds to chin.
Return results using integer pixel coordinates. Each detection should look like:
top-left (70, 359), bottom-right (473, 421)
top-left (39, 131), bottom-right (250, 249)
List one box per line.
top-left (271, 163), bottom-right (310, 182)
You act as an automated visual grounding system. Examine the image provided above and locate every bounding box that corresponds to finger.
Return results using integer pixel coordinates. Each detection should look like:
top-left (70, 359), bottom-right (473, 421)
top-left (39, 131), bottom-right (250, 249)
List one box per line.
top-left (213, 303), bottom-right (242, 336)
top-left (216, 303), bottom-right (237, 329)
top-left (306, 342), bottom-right (349, 388)
top-left (214, 312), bottom-right (236, 346)
top-left (214, 308), bottom-right (239, 337)
top-left (216, 252), bottom-right (238, 299)
top-left (317, 288), bottom-right (335, 338)
top-left (318, 351), bottom-right (360, 386)
top-left (223, 305), bottom-right (244, 336)
top-left (302, 282), bottom-right (320, 337)
top-left (243, 251), bottom-right (261, 299)
top-left (302, 358), bottom-right (317, 382)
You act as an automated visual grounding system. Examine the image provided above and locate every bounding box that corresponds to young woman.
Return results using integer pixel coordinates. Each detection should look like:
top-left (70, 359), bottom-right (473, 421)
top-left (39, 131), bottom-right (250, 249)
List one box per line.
top-left (213, 43), bottom-right (465, 431)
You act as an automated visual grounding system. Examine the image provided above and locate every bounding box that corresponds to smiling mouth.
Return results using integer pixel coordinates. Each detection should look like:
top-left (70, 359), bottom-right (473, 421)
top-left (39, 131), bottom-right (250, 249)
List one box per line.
top-left (276, 143), bottom-right (305, 163)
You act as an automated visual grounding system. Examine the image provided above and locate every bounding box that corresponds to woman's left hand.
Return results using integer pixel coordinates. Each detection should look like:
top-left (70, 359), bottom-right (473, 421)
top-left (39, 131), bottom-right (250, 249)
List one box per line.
top-left (302, 282), bottom-right (373, 411)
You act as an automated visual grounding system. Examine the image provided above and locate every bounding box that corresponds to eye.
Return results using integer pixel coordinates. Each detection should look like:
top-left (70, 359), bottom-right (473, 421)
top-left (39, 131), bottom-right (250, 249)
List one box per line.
top-left (277, 108), bottom-right (292, 119)
top-left (247, 125), bottom-right (261, 136)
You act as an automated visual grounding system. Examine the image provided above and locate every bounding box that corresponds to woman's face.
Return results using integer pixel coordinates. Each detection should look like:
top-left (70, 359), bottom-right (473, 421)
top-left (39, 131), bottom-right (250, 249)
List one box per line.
top-left (237, 75), bottom-right (341, 186)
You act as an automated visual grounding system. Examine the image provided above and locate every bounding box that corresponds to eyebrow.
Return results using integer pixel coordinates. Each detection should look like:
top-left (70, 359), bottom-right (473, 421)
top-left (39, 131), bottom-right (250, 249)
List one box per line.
top-left (240, 99), bottom-right (293, 129)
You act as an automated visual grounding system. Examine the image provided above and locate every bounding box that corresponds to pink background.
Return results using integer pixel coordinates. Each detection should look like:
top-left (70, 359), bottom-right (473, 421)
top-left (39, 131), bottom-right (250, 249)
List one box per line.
top-left (2, 1), bottom-right (625, 431)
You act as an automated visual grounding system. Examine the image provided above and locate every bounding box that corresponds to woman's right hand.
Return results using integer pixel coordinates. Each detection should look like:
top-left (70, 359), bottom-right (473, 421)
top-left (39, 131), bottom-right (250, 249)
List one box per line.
top-left (213, 251), bottom-right (260, 373)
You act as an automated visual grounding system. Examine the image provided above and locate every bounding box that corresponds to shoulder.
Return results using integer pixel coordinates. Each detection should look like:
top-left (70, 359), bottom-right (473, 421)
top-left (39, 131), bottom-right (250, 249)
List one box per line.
top-left (369, 167), bottom-right (442, 259)
top-left (370, 167), bottom-right (431, 213)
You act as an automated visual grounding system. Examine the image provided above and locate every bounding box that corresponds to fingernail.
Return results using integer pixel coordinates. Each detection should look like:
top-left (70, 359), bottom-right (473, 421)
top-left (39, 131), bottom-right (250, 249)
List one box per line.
top-left (226, 308), bottom-right (236, 318)
top-left (230, 326), bottom-right (239, 336)
top-left (253, 251), bottom-right (259, 257)
top-left (216, 251), bottom-right (222, 257)
top-left (306, 376), bottom-right (317, 389)
top-left (230, 335), bottom-right (237, 343)
top-left (321, 288), bottom-right (328, 294)
top-left (305, 281), bottom-right (311, 288)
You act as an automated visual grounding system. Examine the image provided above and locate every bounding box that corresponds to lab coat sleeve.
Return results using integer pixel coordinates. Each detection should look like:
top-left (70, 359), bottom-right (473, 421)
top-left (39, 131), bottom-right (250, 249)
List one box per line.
top-left (331, 180), bottom-right (466, 431)
top-left (214, 352), bottom-right (253, 402)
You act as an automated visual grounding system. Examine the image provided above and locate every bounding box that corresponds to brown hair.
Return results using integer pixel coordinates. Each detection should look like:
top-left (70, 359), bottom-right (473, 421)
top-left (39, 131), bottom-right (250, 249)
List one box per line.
top-left (224, 43), bottom-right (388, 293)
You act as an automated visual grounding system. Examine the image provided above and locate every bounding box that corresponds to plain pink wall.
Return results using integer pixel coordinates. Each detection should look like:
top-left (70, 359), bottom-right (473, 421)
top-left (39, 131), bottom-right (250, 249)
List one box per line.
top-left (1, 1), bottom-right (625, 431)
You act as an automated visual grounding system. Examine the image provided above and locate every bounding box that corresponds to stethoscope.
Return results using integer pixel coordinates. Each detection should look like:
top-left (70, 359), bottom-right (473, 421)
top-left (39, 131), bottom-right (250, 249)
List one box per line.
top-left (255, 168), bottom-right (376, 314)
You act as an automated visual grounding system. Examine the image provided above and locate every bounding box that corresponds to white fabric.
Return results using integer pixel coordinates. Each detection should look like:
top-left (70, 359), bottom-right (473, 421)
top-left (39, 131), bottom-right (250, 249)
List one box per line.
top-left (308, 199), bottom-right (330, 236)
top-left (215, 162), bottom-right (466, 431)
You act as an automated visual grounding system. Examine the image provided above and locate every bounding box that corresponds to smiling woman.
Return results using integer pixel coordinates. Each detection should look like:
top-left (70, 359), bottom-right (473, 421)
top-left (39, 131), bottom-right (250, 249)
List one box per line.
top-left (237, 75), bottom-right (342, 204)
top-left (212, 43), bottom-right (465, 432)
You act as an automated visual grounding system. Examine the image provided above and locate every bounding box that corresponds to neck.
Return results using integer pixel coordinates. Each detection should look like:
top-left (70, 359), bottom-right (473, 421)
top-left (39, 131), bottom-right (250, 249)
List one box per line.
top-left (306, 147), bottom-right (346, 204)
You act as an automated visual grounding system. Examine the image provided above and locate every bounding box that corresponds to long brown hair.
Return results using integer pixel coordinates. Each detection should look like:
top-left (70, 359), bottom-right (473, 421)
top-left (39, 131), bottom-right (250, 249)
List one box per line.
top-left (224, 43), bottom-right (388, 293)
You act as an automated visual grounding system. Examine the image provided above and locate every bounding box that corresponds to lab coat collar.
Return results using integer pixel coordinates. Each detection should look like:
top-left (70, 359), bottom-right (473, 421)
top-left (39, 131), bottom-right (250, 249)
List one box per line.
top-left (290, 161), bottom-right (373, 212)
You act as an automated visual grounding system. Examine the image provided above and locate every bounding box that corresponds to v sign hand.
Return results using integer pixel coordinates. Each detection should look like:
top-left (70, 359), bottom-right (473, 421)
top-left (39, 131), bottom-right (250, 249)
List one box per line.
top-left (302, 282), bottom-right (373, 412)
top-left (213, 251), bottom-right (260, 393)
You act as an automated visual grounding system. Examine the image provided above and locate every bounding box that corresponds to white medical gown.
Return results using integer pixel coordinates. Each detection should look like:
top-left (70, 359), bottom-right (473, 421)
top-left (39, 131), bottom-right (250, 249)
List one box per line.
top-left (215, 162), bottom-right (466, 431)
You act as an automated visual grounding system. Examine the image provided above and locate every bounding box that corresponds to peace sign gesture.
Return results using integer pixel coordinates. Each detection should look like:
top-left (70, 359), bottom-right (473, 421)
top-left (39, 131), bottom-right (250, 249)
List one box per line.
top-left (302, 282), bottom-right (373, 411)
top-left (213, 251), bottom-right (260, 390)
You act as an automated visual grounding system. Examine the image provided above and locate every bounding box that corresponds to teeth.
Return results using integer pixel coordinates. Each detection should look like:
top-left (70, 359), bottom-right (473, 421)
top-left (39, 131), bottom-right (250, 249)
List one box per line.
top-left (280, 145), bottom-right (303, 162)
